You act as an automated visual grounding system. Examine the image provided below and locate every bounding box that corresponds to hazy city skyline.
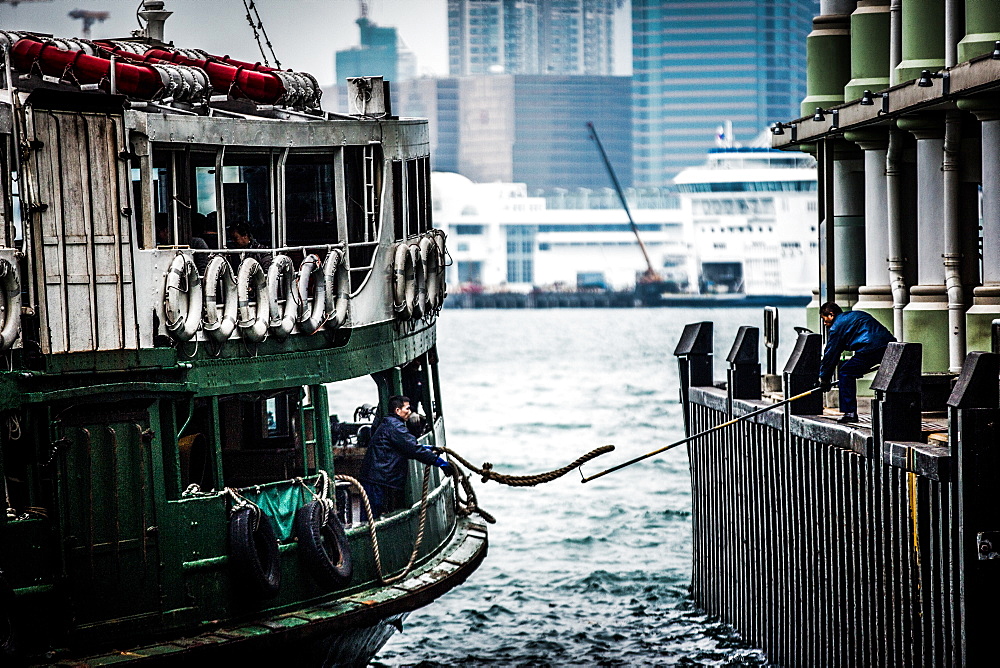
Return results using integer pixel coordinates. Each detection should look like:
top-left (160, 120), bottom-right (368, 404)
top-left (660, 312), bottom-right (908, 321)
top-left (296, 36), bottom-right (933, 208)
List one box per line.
top-left (0, 0), bottom-right (633, 84)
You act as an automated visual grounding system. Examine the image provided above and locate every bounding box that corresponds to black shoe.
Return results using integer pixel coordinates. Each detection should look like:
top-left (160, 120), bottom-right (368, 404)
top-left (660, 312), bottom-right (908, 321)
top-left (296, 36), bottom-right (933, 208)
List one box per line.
top-left (837, 413), bottom-right (858, 423)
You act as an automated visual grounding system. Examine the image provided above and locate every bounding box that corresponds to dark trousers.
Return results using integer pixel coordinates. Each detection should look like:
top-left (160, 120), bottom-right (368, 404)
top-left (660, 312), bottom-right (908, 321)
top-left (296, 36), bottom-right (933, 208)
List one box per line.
top-left (838, 347), bottom-right (887, 414)
top-left (360, 481), bottom-right (402, 520)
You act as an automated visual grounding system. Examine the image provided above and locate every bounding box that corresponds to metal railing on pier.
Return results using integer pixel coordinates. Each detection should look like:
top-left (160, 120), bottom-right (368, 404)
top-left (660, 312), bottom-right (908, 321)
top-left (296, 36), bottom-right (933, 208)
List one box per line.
top-left (675, 321), bottom-right (998, 667)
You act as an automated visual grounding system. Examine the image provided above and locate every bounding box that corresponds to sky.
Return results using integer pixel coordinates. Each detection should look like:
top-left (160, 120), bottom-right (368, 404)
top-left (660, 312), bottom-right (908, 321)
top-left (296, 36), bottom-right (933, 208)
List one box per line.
top-left (1, 0), bottom-right (632, 85)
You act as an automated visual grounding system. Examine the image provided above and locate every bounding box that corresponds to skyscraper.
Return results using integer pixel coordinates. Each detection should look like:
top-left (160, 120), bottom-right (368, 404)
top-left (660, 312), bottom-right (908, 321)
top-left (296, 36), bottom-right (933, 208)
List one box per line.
top-left (448, 0), bottom-right (617, 76)
top-left (632, 0), bottom-right (817, 186)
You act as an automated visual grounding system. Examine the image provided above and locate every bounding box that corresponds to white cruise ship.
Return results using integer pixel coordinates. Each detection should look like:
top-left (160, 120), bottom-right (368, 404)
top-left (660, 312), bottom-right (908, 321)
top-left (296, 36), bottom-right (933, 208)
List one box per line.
top-left (673, 147), bottom-right (818, 300)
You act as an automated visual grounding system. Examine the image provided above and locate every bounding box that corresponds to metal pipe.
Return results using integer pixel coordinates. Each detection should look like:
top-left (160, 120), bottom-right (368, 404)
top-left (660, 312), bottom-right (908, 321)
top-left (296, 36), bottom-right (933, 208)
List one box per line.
top-left (580, 384), bottom-right (832, 483)
top-left (942, 110), bottom-right (965, 371)
top-left (889, 0), bottom-right (902, 83)
top-left (944, 0), bottom-right (960, 68)
top-left (886, 129), bottom-right (908, 339)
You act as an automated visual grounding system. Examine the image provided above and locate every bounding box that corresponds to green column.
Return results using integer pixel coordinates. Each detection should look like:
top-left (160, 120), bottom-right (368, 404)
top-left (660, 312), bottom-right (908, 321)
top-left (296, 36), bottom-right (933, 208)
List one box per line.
top-left (958, 0), bottom-right (1000, 62)
top-left (845, 1), bottom-right (891, 102)
top-left (895, 0), bottom-right (945, 84)
top-left (802, 14), bottom-right (853, 116)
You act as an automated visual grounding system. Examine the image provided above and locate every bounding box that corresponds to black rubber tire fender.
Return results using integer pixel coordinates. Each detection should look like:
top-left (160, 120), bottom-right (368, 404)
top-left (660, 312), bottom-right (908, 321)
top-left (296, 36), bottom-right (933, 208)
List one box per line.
top-left (295, 499), bottom-right (353, 590)
top-left (228, 505), bottom-right (281, 599)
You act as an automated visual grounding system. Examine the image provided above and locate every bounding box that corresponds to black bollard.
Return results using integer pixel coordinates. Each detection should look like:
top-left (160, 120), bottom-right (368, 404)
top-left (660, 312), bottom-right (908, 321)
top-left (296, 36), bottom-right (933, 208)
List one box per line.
top-left (782, 332), bottom-right (822, 415)
top-left (947, 351), bottom-right (1000, 665)
top-left (871, 342), bottom-right (922, 447)
top-left (674, 322), bottom-right (714, 435)
top-left (727, 326), bottom-right (762, 402)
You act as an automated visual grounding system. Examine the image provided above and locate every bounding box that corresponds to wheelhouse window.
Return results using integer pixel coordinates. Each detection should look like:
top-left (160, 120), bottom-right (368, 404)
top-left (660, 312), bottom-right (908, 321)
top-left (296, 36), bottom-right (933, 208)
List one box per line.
top-left (222, 152), bottom-right (273, 248)
top-left (151, 149), bottom-right (178, 247)
top-left (145, 145), bottom-right (221, 252)
top-left (392, 156), bottom-right (432, 242)
top-left (284, 152), bottom-right (339, 247)
top-left (345, 143), bottom-right (383, 291)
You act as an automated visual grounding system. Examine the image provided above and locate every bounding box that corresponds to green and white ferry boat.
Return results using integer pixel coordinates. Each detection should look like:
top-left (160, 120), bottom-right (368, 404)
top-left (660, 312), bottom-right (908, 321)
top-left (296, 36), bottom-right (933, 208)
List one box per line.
top-left (0, 3), bottom-right (486, 665)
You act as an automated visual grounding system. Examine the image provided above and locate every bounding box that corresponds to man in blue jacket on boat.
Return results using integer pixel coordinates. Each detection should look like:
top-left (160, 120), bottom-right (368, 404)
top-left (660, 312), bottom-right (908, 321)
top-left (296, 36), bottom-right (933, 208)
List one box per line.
top-left (818, 302), bottom-right (896, 423)
top-left (359, 395), bottom-right (454, 518)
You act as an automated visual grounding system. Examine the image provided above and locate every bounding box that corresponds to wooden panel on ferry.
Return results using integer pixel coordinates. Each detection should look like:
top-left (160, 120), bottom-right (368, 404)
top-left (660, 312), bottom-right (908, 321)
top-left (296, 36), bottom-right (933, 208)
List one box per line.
top-left (59, 414), bottom-right (161, 624)
top-left (27, 109), bottom-right (137, 354)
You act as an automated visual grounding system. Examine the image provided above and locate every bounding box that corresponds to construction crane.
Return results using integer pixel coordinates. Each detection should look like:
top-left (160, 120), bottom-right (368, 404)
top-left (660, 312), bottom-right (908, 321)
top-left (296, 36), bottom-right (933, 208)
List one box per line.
top-left (68, 9), bottom-right (110, 39)
top-left (586, 122), bottom-right (662, 286)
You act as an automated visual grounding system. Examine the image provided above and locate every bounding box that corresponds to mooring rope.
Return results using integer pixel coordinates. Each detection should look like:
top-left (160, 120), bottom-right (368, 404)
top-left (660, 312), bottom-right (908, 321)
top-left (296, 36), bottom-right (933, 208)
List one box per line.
top-left (335, 469), bottom-right (432, 585)
top-left (330, 444), bottom-right (616, 584)
top-left (438, 444), bottom-right (615, 487)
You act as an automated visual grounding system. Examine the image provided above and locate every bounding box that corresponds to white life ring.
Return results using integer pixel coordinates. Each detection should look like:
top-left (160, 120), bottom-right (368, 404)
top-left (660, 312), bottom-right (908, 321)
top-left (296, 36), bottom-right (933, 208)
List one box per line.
top-left (0, 259), bottom-right (20, 351)
top-left (297, 254), bottom-right (327, 334)
top-left (431, 229), bottom-right (448, 306)
top-left (419, 235), bottom-right (441, 314)
top-left (201, 256), bottom-right (237, 343)
top-left (408, 244), bottom-right (426, 319)
top-left (236, 258), bottom-right (270, 343)
top-left (323, 248), bottom-right (350, 329)
top-left (163, 253), bottom-right (203, 342)
top-left (392, 242), bottom-right (415, 320)
top-left (267, 254), bottom-right (297, 339)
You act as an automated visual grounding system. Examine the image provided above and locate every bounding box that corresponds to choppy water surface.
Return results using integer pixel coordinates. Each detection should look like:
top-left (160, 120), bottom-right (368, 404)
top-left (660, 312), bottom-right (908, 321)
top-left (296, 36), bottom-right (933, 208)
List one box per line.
top-left (373, 307), bottom-right (804, 667)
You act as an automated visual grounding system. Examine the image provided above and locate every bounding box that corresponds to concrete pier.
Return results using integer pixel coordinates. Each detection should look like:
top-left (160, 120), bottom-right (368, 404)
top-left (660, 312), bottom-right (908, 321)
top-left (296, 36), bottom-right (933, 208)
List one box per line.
top-left (676, 322), bottom-right (1000, 666)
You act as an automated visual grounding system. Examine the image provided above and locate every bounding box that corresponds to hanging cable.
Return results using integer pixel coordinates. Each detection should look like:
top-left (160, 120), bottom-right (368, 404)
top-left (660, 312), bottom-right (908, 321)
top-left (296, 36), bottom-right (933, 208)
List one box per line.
top-left (240, 0), bottom-right (281, 69)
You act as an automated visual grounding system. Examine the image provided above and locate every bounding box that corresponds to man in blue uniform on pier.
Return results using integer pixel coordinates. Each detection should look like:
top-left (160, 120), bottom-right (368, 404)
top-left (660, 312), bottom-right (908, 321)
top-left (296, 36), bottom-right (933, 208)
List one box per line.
top-left (359, 395), bottom-right (454, 518)
top-left (818, 302), bottom-right (896, 423)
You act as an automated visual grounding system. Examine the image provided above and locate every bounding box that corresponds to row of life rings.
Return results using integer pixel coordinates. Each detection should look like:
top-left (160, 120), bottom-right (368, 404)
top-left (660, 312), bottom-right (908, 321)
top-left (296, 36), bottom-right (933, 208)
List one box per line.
top-left (164, 250), bottom-right (350, 344)
top-left (229, 500), bottom-right (352, 598)
top-left (393, 229), bottom-right (447, 321)
top-left (0, 259), bottom-right (21, 352)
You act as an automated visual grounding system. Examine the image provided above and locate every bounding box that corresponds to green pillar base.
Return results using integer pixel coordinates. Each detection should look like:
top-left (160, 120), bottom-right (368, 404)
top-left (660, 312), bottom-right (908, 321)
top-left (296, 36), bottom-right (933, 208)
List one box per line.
top-left (895, 58), bottom-right (945, 86)
top-left (958, 32), bottom-right (1000, 63)
top-left (844, 77), bottom-right (891, 103)
top-left (966, 307), bottom-right (1000, 354)
top-left (903, 304), bottom-right (950, 372)
top-left (851, 304), bottom-right (893, 332)
top-left (802, 21), bottom-right (851, 117)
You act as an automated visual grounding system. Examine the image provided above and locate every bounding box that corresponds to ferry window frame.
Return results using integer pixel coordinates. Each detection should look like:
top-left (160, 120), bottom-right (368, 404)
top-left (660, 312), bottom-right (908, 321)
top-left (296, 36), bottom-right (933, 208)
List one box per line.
top-left (221, 150), bottom-right (276, 249)
top-left (282, 150), bottom-right (341, 248)
top-left (344, 143), bottom-right (384, 292)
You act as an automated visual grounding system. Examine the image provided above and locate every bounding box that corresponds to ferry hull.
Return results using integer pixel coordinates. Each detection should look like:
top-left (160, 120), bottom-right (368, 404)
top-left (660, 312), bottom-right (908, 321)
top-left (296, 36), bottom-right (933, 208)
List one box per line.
top-left (34, 516), bottom-right (486, 666)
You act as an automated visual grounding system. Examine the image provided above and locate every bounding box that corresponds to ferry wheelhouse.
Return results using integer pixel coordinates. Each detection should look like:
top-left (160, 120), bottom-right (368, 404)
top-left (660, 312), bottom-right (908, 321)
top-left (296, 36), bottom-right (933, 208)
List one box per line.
top-left (0, 7), bottom-right (485, 665)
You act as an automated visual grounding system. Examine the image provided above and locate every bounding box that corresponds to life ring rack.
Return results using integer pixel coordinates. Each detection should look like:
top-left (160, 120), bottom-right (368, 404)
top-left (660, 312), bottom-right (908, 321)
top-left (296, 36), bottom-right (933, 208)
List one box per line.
top-left (163, 253), bottom-right (203, 342)
top-left (236, 257), bottom-right (270, 344)
top-left (201, 256), bottom-right (237, 343)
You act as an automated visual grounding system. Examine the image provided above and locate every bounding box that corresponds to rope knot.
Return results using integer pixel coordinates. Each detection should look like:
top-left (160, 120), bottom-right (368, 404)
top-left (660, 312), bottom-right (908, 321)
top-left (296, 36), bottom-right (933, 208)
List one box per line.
top-left (479, 462), bottom-right (493, 483)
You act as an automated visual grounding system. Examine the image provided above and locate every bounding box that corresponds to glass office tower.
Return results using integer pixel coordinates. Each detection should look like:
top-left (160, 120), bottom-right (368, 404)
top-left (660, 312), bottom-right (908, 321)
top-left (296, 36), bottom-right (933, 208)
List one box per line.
top-left (632, 0), bottom-right (817, 186)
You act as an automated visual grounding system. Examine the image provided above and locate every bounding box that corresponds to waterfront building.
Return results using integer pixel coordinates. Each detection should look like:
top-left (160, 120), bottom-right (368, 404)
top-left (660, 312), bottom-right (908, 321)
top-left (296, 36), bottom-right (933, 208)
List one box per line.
top-left (433, 143), bottom-right (818, 297)
top-left (631, 0), bottom-right (817, 185)
top-left (447, 0), bottom-right (617, 76)
top-left (432, 173), bottom-right (686, 291)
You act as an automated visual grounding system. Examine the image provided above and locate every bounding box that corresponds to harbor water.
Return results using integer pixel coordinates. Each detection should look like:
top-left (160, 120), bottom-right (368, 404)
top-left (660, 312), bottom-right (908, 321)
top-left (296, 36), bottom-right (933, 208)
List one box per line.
top-left (372, 307), bottom-right (806, 666)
